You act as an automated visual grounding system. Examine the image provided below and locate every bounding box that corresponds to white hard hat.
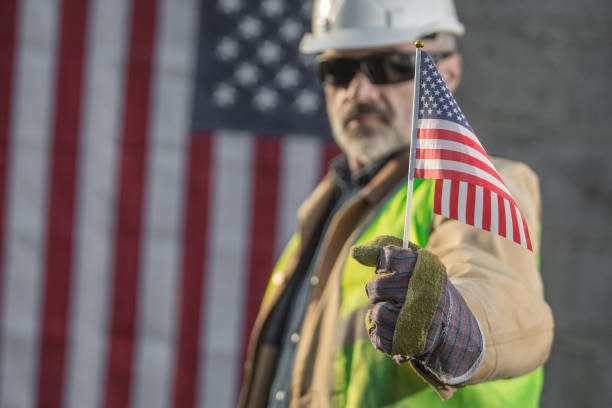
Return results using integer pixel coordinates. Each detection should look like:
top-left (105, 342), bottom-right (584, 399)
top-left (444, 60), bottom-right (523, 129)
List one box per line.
top-left (299, 0), bottom-right (465, 54)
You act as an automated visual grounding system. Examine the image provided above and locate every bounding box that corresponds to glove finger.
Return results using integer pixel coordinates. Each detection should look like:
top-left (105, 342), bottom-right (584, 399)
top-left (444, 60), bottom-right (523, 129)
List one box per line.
top-left (351, 235), bottom-right (403, 266)
top-left (367, 302), bottom-right (400, 355)
top-left (366, 273), bottom-right (409, 304)
top-left (365, 248), bottom-right (417, 303)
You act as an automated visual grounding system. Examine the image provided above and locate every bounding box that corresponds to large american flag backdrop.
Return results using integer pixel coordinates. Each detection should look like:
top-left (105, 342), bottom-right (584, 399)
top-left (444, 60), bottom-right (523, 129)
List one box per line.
top-left (0, 0), bottom-right (339, 407)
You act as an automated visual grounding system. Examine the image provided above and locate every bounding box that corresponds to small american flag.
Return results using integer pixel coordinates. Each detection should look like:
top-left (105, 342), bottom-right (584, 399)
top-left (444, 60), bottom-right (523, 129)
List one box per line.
top-left (412, 50), bottom-right (532, 251)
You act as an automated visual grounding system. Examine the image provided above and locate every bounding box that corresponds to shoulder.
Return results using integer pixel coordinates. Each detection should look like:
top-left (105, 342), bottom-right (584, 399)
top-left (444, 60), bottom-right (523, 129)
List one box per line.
top-left (490, 155), bottom-right (541, 215)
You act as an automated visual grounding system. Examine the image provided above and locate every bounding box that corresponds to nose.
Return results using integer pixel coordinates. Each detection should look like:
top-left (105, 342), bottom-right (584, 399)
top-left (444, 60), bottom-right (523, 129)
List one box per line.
top-left (345, 70), bottom-right (381, 102)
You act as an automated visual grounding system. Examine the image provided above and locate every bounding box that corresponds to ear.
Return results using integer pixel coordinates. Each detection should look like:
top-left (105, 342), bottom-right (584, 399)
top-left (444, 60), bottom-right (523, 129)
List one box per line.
top-left (437, 53), bottom-right (462, 93)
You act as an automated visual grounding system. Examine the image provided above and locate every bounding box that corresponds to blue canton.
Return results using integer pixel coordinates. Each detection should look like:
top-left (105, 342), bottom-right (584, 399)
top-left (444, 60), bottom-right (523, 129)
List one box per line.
top-left (192, 0), bottom-right (331, 137)
top-left (417, 51), bottom-right (472, 132)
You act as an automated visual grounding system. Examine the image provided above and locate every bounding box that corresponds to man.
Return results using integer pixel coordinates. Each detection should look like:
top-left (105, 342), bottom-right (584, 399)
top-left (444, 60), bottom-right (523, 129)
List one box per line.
top-left (239, 0), bottom-right (554, 406)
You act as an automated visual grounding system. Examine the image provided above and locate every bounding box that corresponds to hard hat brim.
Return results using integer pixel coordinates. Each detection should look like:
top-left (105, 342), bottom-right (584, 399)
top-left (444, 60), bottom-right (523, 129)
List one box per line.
top-left (299, 22), bottom-right (465, 54)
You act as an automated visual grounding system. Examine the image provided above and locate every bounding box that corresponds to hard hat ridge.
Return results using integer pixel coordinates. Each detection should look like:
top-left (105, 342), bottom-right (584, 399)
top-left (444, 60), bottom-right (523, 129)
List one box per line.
top-left (300, 0), bottom-right (465, 53)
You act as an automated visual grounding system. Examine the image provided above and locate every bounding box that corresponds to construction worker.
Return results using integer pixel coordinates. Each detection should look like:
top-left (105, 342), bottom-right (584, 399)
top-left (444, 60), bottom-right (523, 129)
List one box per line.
top-left (239, 0), bottom-right (554, 406)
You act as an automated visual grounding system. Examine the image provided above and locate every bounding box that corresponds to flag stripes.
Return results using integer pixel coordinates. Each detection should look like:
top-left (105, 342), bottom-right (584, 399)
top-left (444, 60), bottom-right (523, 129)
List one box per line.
top-left (65, 0), bottom-right (128, 405)
top-left (0, 1), bottom-right (341, 406)
top-left (38, 0), bottom-right (90, 406)
top-left (1, 0), bottom-right (60, 405)
top-left (413, 51), bottom-right (531, 250)
top-left (0, 0), bottom-right (18, 349)
top-left (432, 180), bottom-right (531, 250)
top-left (103, 0), bottom-right (159, 406)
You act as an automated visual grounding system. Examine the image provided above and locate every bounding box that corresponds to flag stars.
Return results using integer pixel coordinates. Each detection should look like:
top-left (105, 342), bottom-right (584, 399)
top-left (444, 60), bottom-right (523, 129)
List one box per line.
top-left (216, 37), bottom-right (239, 61)
top-left (212, 83), bottom-right (237, 107)
top-left (276, 66), bottom-right (300, 88)
top-left (253, 87), bottom-right (278, 110)
top-left (258, 41), bottom-right (282, 64)
top-left (295, 90), bottom-right (319, 114)
top-left (280, 19), bottom-right (302, 42)
top-left (218, 0), bottom-right (241, 13)
top-left (423, 89), bottom-right (430, 95)
top-left (239, 16), bottom-right (263, 39)
top-left (429, 96), bottom-right (434, 101)
top-left (261, 0), bottom-right (284, 17)
top-left (235, 62), bottom-right (260, 85)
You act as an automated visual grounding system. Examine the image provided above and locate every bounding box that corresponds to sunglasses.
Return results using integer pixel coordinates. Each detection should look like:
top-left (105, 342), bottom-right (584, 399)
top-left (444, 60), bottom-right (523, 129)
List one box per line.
top-left (317, 51), bottom-right (453, 88)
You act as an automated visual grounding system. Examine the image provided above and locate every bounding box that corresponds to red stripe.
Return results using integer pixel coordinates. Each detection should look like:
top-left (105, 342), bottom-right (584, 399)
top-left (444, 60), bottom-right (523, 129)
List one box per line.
top-left (482, 188), bottom-right (491, 231)
top-left (0, 0), bottom-right (18, 386)
top-left (417, 127), bottom-right (488, 158)
top-left (172, 133), bottom-right (212, 408)
top-left (240, 138), bottom-right (281, 388)
top-left (466, 183), bottom-right (475, 226)
top-left (434, 179), bottom-right (443, 214)
top-left (37, 1), bottom-right (90, 406)
top-left (320, 140), bottom-right (341, 180)
top-left (414, 168), bottom-right (515, 206)
top-left (522, 213), bottom-right (533, 251)
top-left (449, 180), bottom-right (459, 220)
top-left (497, 195), bottom-right (506, 237)
top-left (103, 1), bottom-right (158, 407)
top-left (511, 204), bottom-right (520, 246)
top-left (416, 148), bottom-right (504, 184)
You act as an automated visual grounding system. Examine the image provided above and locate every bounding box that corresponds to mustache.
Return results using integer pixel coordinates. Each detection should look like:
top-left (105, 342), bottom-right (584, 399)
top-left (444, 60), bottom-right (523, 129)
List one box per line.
top-left (342, 103), bottom-right (392, 127)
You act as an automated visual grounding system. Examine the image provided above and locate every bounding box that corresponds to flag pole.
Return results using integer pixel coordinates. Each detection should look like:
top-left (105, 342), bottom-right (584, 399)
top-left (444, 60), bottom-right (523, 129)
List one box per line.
top-left (403, 40), bottom-right (424, 248)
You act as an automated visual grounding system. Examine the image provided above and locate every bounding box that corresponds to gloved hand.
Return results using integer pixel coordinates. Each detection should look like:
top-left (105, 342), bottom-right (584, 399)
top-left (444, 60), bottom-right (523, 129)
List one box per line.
top-left (351, 235), bottom-right (485, 384)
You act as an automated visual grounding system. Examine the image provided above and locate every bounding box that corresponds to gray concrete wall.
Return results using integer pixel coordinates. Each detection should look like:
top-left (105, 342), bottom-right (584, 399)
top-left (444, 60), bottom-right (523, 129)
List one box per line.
top-left (454, 1), bottom-right (612, 406)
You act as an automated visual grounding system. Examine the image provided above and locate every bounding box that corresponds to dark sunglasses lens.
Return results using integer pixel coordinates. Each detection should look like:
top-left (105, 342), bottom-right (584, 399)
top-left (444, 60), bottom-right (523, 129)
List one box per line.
top-left (318, 52), bottom-right (419, 87)
top-left (318, 59), bottom-right (359, 87)
top-left (382, 52), bottom-right (415, 83)
top-left (363, 53), bottom-right (414, 84)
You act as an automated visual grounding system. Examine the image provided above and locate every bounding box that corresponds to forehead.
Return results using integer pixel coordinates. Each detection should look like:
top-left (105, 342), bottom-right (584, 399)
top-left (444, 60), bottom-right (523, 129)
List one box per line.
top-left (320, 34), bottom-right (455, 58)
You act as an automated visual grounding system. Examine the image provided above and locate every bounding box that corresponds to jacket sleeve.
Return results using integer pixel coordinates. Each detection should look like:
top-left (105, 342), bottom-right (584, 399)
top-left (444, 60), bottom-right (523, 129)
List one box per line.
top-left (424, 158), bottom-right (554, 386)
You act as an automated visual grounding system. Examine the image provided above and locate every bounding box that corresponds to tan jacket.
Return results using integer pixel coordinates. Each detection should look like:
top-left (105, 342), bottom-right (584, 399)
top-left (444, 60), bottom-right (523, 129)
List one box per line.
top-left (239, 151), bottom-right (554, 407)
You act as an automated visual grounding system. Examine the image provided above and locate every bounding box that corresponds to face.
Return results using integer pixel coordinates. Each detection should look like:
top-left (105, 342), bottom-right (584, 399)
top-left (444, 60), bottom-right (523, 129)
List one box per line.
top-left (321, 40), bottom-right (461, 171)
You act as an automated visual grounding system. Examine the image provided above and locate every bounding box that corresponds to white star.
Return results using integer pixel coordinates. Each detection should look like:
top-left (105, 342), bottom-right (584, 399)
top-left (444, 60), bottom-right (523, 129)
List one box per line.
top-left (276, 66), bottom-right (300, 88)
top-left (421, 83), bottom-right (427, 89)
top-left (280, 19), bottom-right (302, 42)
top-left (429, 96), bottom-right (434, 101)
top-left (453, 107), bottom-right (458, 113)
top-left (420, 109), bottom-right (425, 115)
top-left (437, 109), bottom-right (442, 115)
top-left (258, 41), bottom-right (282, 64)
top-left (428, 108), bottom-right (433, 114)
top-left (216, 37), bottom-right (239, 61)
top-left (424, 102), bottom-right (429, 108)
top-left (295, 90), bottom-right (319, 114)
top-left (218, 0), bottom-right (241, 13)
top-left (439, 97), bottom-right (445, 103)
top-left (253, 87), bottom-right (278, 110)
top-left (437, 78), bottom-right (443, 84)
top-left (433, 102), bottom-right (438, 108)
top-left (425, 76), bottom-right (432, 82)
top-left (239, 16), bottom-right (263, 38)
top-left (420, 96), bottom-right (426, 101)
top-left (444, 104), bottom-right (449, 110)
top-left (423, 89), bottom-right (430, 95)
top-left (212, 83), bottom-right (237, 107)
top-left (235, 62), bottom-right (259, 85)
top-left (261, 0), bottom-right (284, 16)
top-left (434, 89), bottom-right (440, 96)
top-left (446, 111), bottom-right (453, 117)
